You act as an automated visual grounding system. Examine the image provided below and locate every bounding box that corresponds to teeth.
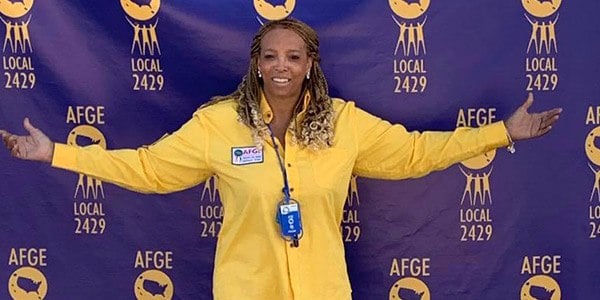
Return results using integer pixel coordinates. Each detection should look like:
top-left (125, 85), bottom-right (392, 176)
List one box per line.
top-left (273, 78), bottom-right (290, 83)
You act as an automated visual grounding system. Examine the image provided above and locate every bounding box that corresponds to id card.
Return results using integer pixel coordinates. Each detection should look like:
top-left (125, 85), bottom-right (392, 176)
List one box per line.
top-left (276, 199), bottom-right (303, 238)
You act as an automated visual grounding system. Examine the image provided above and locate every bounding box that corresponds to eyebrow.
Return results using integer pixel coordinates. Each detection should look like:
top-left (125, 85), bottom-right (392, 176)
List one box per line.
top-left (262, 49), bottom-right (303, 53)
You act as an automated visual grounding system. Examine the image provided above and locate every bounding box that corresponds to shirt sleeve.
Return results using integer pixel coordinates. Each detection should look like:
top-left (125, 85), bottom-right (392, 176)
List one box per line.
top-left (351, 104), bottom-right (509, 179)
top-left (51, 110), bottom-right (213, 194)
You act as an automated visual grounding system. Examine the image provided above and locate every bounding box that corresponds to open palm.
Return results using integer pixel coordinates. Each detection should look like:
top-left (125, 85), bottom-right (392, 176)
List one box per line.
top-left (505, 93), bottom-right (562, 141)
top-left (1, 118), bottom-right (54, 163)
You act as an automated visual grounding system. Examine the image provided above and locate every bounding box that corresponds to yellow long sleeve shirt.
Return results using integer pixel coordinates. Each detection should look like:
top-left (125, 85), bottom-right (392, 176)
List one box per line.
top-left (51, 94), bottom-right (509, 300)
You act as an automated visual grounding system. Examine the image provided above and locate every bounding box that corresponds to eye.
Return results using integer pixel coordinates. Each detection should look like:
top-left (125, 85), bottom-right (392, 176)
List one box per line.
top-left (290, 55), bottom-right (300, 60)
top-left (263, 54), bottom-right (275, 60)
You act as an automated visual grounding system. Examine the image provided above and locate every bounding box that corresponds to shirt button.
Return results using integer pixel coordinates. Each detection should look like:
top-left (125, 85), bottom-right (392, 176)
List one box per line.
top-left (287, 163), bottom-right (292, 167)
top-left (290, 188), bottom-right (295, 192)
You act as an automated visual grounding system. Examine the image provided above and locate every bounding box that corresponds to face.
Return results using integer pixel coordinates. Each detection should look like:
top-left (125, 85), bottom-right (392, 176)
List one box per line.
top-left (258, 28), bottom-right (313, 102)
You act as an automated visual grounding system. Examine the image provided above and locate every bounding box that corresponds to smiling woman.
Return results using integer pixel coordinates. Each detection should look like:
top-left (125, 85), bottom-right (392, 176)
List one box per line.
top-left (259, 28), bottom-right (311, 107)
top-left (257, 27), bottom-right (313, 144)
top-left (204, 19), bottom-right (334, 151)
top-left (0, 17), bottom-right (561, 300)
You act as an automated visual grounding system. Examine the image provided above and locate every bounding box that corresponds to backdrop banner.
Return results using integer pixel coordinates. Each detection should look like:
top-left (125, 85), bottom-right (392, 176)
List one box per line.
top-left (1, 1), bottom-right (598, 299)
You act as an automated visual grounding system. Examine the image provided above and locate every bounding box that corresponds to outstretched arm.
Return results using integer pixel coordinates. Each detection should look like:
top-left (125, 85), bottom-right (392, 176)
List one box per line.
top-left (2, 112), bottom-right (214, 194)
top-left (351, 93), bottom-right (561, 180)
top-left (352, 111), bottom-right (508, 179)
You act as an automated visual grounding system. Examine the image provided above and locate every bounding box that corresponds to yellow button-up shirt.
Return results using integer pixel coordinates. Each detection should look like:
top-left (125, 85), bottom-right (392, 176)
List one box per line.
top-left (52, 94), bottom-right (509, 300)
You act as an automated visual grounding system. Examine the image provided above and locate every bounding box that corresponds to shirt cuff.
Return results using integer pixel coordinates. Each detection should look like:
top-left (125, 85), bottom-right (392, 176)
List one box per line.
top-left (51, 143), bottom-right (78, 170)
top-left (482, 121), bottom-right (511, 149)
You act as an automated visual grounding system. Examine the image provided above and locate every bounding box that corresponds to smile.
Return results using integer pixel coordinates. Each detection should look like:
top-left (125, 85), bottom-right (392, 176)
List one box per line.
top-left (272, 78), bottom-right (291, 84)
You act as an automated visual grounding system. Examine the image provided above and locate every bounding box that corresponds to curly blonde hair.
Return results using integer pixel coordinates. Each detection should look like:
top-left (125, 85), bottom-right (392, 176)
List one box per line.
top-left (202, 18), bottom-right (334, 150)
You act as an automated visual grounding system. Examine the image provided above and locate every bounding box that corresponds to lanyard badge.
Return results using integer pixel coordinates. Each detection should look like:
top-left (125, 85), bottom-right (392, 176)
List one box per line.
top-left (268, 125), bottom-right (303, 247)
top-left (276, 198), bottom-right (303, 247)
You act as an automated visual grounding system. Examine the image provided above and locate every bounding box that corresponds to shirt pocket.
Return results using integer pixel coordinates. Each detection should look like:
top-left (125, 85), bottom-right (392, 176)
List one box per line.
top-left (309, 148), bottom-right (354, 190)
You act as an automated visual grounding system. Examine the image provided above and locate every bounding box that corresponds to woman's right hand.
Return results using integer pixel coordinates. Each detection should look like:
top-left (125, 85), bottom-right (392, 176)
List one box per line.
top-left (0, 118), bottom-right (54, 163)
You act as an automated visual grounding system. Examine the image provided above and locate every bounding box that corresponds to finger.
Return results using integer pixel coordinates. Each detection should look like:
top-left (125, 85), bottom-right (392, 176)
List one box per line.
top-left (6, 136), bottom-right (18, 149)
top-left (540, 107), bottom-right (562, 117)
top-left (521, 92), bottom-right (534, 111)
top-left (1, 133), bottom-right (8, 146)
top-left (2, 134), bottom-right (14, 147)
top-left (10, 143), bottom-right (20, 157)
top-left (551, 107), bottom-right (563, 114)
top-left (536, 125), bottom-right (553, 137)
top-left (0, 130), bottom-right (11, 144)
top-left (23, 117), bottom-right (39, 135)
top-left (538, 108), bottom-right (562, 128)
top-left (541, 113), bottom-right (560, 129)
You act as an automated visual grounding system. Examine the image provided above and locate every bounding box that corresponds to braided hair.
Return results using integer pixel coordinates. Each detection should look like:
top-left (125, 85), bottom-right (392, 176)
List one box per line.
top-left (202, 18), bottom-right (334, 150)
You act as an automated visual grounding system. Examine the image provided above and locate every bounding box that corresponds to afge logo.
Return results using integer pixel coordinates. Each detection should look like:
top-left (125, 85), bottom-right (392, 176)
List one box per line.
top-left (121, 0), bottom-right (164, 91)
top-left (347, 175), bottom-right (360, 207)
top-left (0, 0), bottom-right (33, 53)
top-left (456, 108), bottom-right (496, 242)
top-left (585, 106), bottom-right (600, 239)
top-left (523, 0), bottom-right (560, 54)
top-left (520, 275), bottom-right (561, 300)
top-left (8, 247), bottom-right (48, 300)
top-left (134, 250), bottom-right (174, 300)
top-left (231, 146), bottom-right (264, 165)
top-left (0, 0), bottom-right (36, 89)
top-left (200, 176), bottom-right (220, 204)
top-left (254, 0), bottom-right (295, 22)
top-left (200, 176), bottom-right (223, 238)
top-left (66, 106), bottom-right (108, 235)
top-left (520, 255), bottom-right (562, 300)
top-left (390, 0), bottom-right (429, 56)
top-left (388, 258), bottom-right (431, 300)
top-left (389, 0), bottom-right (428, 94)
top-left (522, 0), bottom-right (560, 92)
top-left (585, 126), bottom-right (600, 202)
top-left (67, 125), bottom-right (106, 200)
top-left (342, 175), bottom-right (361, 243)
top-left (134, 270), bottom-right (173, 300)
top-left (8, 267), bottom-right (47, 300)
top-left (459, 150), bottom-right (494, 207)
top-left (121, 0), bottom-right (160, 55)
top-left (389, 278), bottom-right (430, 300)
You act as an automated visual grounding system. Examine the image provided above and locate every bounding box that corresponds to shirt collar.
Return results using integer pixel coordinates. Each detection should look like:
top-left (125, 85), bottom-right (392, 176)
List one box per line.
top-left (260, 90), bottom-right (312, 124)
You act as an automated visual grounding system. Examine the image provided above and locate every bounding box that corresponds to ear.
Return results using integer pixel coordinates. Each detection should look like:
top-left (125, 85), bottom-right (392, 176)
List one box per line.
top-left (307, 57), bottom-right (313, 72)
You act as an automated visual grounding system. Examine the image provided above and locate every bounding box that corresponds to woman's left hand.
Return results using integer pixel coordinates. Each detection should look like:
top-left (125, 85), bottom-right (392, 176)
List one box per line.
top-left (505, 93), bottom-right (562, 141)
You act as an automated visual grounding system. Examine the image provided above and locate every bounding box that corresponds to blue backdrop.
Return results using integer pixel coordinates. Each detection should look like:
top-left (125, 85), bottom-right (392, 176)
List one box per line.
top-left (1, 1), bottom-right (598, 299)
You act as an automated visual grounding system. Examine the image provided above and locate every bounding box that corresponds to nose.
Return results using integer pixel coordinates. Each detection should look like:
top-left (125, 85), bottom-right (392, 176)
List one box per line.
top-left (274, 57), bottom-right (288, 72)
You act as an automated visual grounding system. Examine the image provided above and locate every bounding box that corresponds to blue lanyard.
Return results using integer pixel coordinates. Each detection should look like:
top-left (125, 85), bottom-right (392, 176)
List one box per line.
top-left (267, 124), bottom-right (303, 248)
top-left (267, 124), bottom-right (291, 203)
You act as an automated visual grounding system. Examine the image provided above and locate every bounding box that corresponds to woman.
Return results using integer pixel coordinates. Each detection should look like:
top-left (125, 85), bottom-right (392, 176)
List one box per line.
top-left (0, 18), bottom-right (560, 300)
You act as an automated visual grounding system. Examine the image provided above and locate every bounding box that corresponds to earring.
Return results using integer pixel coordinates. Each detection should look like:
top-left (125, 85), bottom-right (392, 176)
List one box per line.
top-left (258, 70), bottom-right (262, 78)
top-left (306, 73), bottom-right (310, 80)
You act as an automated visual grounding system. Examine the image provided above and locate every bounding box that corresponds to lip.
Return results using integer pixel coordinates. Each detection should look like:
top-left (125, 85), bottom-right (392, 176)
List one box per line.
top-left (271, 77), bottom-right (291, 86)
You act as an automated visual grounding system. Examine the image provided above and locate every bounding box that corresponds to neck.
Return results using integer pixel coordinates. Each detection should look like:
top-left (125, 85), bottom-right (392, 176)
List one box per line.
top-left (265, 92), bottom-right (301, 124)
top-left (263, 91), bottom-right (303, 146)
